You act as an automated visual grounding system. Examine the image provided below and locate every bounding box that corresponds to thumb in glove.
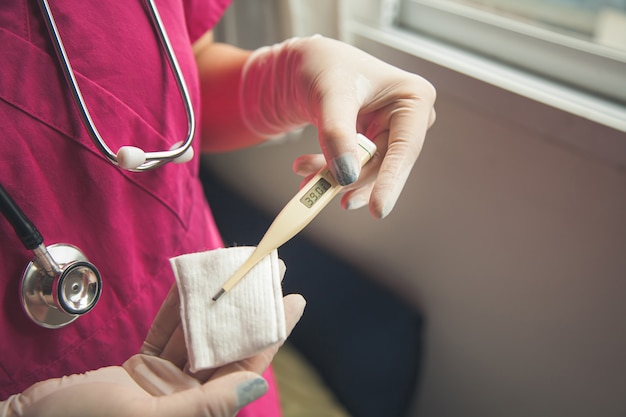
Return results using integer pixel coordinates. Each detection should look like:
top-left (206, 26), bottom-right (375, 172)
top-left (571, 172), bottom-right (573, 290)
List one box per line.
top-left (240, 35), bottom-right (436, 218)
top-left (0, 356), bottom-right (268, 417)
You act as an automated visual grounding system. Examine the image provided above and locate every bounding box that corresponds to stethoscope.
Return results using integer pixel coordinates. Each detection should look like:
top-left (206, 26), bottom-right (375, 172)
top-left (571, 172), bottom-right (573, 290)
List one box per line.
top-left (39, 0), bottom-right (196, 171)
top-left (0, 184), bottom-right (102, 329)
top-left (0, 0), bottom-right (195, 328)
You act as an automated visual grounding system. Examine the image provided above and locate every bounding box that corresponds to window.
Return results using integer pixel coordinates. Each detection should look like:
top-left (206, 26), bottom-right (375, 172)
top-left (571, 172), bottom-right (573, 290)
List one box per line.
top-left (430, 0), bottom-right (626, 51)
top-left (397, 0), bottom-right (626, 104)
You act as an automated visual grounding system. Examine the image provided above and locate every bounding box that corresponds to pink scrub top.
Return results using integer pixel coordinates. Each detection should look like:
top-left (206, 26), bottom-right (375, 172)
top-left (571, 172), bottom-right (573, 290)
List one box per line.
top-left (0, 1), bottom-right (281, 415)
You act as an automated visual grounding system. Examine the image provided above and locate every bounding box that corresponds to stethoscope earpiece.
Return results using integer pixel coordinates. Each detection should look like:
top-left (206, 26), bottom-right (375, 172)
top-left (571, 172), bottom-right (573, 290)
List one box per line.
top-left (117, 146), bottom-right (147, 170)
top-left (38, 0), bottom-right (196, 172)
top-left (169, 141), bottom-right (195, 164)
top-left (116, 142), bottom-right (195, 171)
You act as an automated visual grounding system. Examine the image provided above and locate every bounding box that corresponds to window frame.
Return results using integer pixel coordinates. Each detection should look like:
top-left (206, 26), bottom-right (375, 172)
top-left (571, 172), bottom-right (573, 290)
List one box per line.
top-left (396, 0), bottom-right (626, 104)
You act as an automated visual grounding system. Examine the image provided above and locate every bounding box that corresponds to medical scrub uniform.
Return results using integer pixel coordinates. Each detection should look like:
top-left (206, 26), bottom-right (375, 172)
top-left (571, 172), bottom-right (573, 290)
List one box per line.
top-left (0, 1), bottom-right (282, 415)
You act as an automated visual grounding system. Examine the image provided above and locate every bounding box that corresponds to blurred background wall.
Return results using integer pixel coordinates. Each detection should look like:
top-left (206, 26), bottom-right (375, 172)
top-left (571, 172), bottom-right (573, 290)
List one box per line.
top-left (207, 1), bottom-right (626, 416)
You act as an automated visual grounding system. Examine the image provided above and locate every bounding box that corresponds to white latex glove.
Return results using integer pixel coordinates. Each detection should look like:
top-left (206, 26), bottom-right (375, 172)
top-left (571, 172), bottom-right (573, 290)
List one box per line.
top-left (0, 286), bottom-right (306, 417)
top-left (240, 35), bottom-right (436, 219)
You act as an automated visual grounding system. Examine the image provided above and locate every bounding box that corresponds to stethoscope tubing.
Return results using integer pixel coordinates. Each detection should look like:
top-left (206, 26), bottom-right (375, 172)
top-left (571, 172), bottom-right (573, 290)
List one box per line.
top-left (0, 1), bottom-right (196, 328)
top-left (37, 0), bottom-right (196, 171)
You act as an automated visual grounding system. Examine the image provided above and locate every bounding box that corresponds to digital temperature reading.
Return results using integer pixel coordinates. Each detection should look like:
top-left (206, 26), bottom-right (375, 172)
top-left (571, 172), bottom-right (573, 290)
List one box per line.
top-left (300, 177), bottom-right (332, 208)
top-left (211, 134), bottom-right (376, 302)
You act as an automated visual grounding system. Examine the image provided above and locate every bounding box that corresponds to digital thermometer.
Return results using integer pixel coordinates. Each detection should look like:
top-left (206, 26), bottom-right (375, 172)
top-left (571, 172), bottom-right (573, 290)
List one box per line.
top-left (212, 134), bottom-right (376, 301)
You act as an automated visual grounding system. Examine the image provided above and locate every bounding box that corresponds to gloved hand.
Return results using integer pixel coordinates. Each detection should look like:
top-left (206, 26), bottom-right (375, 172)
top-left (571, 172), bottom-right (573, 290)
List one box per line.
top-left (0, 286), bottom-right (306, 417)
top-left (240, 35), bottom-right (436, 219)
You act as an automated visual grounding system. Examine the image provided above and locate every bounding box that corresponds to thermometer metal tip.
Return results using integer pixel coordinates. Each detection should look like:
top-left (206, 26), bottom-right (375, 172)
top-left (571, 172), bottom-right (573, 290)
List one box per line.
top-left (212, 288), bottom-right (226, 302)
top-left (211, 134), bottom-right (376, 302)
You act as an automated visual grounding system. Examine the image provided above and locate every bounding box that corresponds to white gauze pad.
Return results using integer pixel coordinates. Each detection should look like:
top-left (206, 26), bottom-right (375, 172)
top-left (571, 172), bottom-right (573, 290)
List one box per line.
top-left (170, 247), bottom-right (286, 372)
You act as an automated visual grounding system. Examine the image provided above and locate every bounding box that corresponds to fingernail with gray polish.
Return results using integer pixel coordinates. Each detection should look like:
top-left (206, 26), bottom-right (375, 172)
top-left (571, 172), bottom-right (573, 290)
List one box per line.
top-left (236, 377), bottom-right (268, 408)
top-left (330, 154), bottom-right (359, 186)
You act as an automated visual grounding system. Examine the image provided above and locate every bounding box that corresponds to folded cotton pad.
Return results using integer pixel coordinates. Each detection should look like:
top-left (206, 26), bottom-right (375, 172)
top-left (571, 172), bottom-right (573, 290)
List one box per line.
top-left (170, 246), bottom-right (286, 372)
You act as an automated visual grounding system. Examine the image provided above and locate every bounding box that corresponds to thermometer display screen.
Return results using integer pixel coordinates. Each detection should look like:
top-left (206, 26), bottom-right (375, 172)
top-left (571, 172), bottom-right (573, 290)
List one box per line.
top-left (300, 177), bottom-right (332, 208)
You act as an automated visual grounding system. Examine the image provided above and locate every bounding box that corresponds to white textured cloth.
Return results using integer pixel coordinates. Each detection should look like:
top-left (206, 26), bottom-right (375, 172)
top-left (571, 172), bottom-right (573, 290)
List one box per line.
top-left (170, 247), bottom-right (286, 372)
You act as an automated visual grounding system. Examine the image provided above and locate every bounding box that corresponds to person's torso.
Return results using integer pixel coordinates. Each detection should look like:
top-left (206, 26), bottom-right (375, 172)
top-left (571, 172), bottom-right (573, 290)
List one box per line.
top-left (0, 0), bottom-right (226, 397)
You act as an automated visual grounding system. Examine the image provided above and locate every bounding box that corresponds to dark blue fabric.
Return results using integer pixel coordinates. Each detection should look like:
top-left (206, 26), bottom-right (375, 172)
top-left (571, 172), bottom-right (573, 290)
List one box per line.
top-left (200, 165), bottom-right (424, 417)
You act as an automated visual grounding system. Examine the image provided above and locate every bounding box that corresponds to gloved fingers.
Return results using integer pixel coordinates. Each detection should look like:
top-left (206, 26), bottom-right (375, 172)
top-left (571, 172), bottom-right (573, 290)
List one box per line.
top-left (153, 372), bottom-right (268, 417)
top-left (141, 284), bottom-right (189, 370)
top-left (8, 362), bottom-right (268, 417)
top-left (298, 39), bottom-right (379, 188)
top-left (310, 40), bottom-right (435, 218)
top-left (14, 367), bottom-right (139, 405)
top-left (341, 182), bottom-right (375, 211)
top-left (212, 293), bottom-right (305, 380)
top-left (156, 324), bottom-right (188, 370)
top-left (240, 34), bottom-right (435, 218)
top-left (152, 262), bottom-right (287, 373)
top-left (278, 259), bottom-right (287, 282)
top-left (141, 262), bottom-right (289, 381)
top-left (343, 130), bottom-right (386, 190)
top-left (141, 284), bottom-right (181, 357)
top-left (368, 89), bottom-right (435, 219)
top-left (428, 106), bottom-right (437, 128)
top-left (181, 280), bottom-right (295, 383)
top-left (293, 144), bottom-right (381, 195)
top-left (297, 173), bottom-right (316, 191)
top-left (123, 354), bottom-right (201, 396)
top-left (292, 154), bottom-right (326, 177)
top-left (12, 368), bottom-right (147, 417)
top-left (282, 293), bottom-right (306, 337)
top-left (184, 365), bottom-right (216, 386)
top-left (12, 370), bottom-right (265, 417)
top-left (316, 98), bottom-right (364, 188)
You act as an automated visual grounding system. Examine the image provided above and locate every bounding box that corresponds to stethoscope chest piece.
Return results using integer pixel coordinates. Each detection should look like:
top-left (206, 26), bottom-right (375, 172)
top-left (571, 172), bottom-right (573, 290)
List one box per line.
top-left (21, 244), bottom-right (102, 329)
